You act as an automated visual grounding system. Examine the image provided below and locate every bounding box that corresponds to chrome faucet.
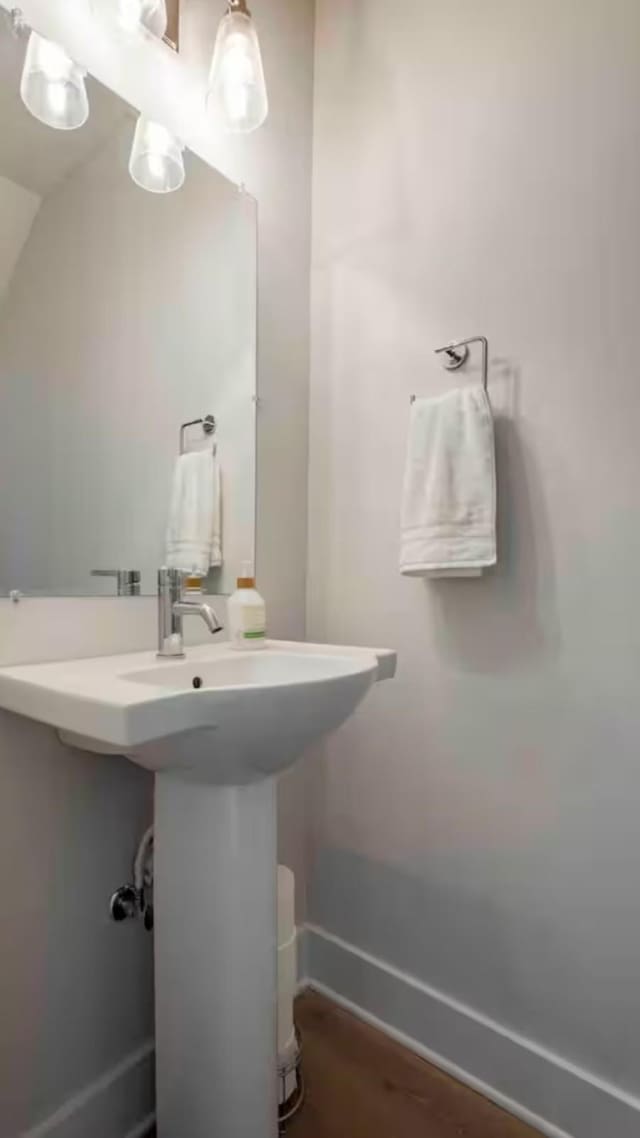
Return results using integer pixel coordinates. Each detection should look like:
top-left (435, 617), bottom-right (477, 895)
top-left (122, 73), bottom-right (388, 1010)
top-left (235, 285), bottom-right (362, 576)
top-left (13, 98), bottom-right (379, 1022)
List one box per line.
top-left (157, 568), bottom-right (223, 658)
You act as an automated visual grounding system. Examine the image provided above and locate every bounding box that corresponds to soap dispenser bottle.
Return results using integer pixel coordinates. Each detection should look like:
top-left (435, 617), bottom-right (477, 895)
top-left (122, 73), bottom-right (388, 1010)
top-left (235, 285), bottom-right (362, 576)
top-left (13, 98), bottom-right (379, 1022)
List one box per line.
top-left (228, 561), bottom-right (266, 650)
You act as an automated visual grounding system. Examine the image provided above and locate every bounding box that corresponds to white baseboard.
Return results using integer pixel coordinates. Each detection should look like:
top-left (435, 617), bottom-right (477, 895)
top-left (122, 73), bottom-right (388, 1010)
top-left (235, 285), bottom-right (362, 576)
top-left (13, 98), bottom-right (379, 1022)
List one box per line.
top-left (296, 924), bottom-right (308, 986)
top-left (17, 1041), bottom-right (155, 1138)
top-left (305, 923), bottom-right (640, 1138)
top-left (123, 1114), bottom-right (156, 1138)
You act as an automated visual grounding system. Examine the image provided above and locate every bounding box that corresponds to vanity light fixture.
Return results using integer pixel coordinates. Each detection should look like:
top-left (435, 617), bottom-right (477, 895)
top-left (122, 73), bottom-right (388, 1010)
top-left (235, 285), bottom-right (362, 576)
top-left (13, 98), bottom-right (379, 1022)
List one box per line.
top-left (129, 115), bottom-right (185, 193)
top-left (20, 31), bottom-right (89, 130)
top-left (115, 0), bottom-right (168, 37)
top-left (206, 0), bottom-right (268, 134)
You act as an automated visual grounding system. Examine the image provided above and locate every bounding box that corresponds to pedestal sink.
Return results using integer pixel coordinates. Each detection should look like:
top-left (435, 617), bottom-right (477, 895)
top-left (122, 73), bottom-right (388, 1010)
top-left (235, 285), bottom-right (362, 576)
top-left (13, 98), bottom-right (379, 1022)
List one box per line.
top-left (0, 639), bottom-right (395, 1138)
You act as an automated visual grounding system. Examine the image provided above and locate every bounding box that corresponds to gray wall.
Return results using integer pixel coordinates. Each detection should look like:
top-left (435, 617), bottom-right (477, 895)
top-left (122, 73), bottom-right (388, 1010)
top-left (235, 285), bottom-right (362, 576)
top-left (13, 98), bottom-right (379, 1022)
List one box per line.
top-left (307, 0), bottom-right (640, 1128)
top-left (0, 0), bottom-right (314, 1133)
top-left (0, 715), bottom-right (154, 1136)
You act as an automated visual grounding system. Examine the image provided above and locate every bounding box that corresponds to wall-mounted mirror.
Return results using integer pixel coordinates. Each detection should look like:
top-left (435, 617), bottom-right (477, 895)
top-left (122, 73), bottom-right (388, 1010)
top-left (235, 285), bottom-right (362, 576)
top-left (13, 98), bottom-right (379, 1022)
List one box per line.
top-left (0, 23), bottom-right (256, 597)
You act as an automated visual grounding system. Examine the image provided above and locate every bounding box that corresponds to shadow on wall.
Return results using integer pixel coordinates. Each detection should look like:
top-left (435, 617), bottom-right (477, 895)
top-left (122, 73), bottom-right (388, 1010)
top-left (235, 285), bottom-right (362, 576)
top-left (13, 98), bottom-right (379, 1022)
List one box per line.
top-left (428, 367), bottom-right (562, 674)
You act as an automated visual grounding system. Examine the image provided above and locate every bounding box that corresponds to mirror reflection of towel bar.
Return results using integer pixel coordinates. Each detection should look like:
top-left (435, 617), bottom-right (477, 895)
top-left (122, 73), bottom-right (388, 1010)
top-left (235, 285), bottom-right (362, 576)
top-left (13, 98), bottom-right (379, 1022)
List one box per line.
top-left (179, 414), bottom-right (216, 454)
top-left (411, 335), bottom-right (489, 402)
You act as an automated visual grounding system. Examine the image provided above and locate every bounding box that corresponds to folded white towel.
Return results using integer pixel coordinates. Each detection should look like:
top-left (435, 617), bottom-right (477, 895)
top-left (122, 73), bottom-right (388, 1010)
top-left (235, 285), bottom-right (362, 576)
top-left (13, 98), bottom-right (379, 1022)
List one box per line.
top-left (165, 450), bottom-right (222, 576)
top-left (400, 386), bottom-right (496, 577)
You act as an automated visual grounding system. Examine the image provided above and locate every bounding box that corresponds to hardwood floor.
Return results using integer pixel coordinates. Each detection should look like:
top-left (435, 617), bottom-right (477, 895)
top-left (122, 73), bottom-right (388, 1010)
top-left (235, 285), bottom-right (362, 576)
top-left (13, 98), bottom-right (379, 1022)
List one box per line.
top-left (149, 991), bottom-right (543, 1137)
top-left (286, 991), bottom-right (543, 1138)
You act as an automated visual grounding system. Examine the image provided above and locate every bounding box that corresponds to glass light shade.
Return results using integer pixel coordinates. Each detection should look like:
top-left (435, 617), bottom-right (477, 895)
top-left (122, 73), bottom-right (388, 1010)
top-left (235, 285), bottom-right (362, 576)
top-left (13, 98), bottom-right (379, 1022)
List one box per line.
top-left (129, 117), bottom-right (185, 194)
top-left (206, 9), bottom-right (268, 134)
top-left (115, 0), bottom-right (168, 36)
top-left (20, 32), bottom-right (89, 131)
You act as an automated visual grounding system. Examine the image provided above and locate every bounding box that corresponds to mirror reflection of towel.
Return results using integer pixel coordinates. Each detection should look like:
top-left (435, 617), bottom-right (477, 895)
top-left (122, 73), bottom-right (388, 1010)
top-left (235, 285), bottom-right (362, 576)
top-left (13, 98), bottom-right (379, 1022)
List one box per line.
top-left (165, 450), bottom-right (222, 576)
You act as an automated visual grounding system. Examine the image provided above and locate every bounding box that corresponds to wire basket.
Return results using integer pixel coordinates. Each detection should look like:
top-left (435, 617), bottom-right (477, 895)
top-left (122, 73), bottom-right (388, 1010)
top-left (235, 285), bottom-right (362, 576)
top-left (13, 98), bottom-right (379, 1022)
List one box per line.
top-left (278, 1026), bottom-right (304, 1132)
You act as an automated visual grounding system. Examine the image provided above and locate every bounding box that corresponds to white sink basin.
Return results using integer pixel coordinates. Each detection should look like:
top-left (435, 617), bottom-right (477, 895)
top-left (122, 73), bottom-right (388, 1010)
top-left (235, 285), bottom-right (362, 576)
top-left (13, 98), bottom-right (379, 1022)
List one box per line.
top-left (0, 639), bottom-right (395, 784)
top-left (127, 649), bottom-right (367, 689)
top-left (0, 636), bottom-right (395, 1138)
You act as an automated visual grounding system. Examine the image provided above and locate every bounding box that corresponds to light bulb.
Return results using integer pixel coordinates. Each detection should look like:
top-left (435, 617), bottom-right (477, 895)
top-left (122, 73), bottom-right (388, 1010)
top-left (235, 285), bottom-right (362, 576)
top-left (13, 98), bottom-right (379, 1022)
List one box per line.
top-left (129, 116), bottom-right (185, 194)
top-left (206, 3), bottom-right (268, 134)
top-left (20, 32), bottom-right (89, 131)
top-left (116, 0), bottom-right (167, 36)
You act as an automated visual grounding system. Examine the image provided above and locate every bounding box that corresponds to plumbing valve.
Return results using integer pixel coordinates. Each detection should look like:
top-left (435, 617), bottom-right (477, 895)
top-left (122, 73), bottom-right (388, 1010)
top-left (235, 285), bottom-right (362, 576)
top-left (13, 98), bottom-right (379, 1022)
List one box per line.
top-left (109, 884), bottom-right (140, 922)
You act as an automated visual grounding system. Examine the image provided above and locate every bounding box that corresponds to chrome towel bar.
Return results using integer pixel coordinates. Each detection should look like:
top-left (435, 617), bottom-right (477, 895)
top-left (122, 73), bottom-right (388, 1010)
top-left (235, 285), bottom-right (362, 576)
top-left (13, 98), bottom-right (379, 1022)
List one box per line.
top-left (179, 414), bottom-right (216, 454)
top-left (411, 335), bottom-right (489, 401)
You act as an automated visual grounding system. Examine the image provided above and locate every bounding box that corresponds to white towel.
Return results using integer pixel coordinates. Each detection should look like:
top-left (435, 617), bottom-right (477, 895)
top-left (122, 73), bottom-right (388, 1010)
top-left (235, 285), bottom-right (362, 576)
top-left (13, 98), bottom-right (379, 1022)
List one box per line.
top-left (165, 450), bottom-right (222, 576)
top-left (400, 386), bottom-right (496, 577)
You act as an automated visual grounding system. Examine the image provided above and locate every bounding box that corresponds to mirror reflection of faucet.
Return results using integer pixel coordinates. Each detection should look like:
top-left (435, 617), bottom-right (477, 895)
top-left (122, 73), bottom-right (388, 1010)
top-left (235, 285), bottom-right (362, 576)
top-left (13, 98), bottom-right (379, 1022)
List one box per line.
top-left (157, 567), bottom-right (223, 659)
top-left (91, 569), bottom-right (141, 596)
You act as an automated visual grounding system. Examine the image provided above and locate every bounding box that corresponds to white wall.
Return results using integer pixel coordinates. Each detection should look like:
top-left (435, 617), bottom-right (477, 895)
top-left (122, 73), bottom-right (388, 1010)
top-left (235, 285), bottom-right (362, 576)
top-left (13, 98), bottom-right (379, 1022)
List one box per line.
top-left (0, 0), bottom-right (314, 1133)
top-left (0, 175), bottom-right (40, 300)
top-left (307, 2), bottom-right (640, 1135)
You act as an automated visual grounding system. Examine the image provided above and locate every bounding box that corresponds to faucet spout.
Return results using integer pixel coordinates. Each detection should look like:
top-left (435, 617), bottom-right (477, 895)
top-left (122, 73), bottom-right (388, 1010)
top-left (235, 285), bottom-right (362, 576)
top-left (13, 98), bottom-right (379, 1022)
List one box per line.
top-left (173, 600), bottom-right (223, 636)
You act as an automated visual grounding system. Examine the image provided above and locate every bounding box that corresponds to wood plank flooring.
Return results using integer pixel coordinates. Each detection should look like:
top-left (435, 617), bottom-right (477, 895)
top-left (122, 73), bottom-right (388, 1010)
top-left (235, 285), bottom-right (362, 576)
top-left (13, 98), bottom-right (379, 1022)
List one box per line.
top-left (149, 991), bottom-right (543, 1137)
top-left (286, 990), bottom-right (543, 1138)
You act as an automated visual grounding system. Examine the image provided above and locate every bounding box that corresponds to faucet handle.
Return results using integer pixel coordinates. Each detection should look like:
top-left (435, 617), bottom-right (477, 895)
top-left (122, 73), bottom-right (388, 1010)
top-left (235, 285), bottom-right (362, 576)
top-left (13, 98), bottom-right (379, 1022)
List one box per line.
top-left (92, 569), bottom-right (141, 596)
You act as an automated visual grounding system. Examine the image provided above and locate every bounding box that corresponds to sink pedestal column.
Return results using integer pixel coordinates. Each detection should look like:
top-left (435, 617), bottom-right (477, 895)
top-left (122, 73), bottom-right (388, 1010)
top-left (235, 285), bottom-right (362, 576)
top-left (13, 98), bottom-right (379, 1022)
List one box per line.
top-left (154, 774), bottom-right (278, 1138)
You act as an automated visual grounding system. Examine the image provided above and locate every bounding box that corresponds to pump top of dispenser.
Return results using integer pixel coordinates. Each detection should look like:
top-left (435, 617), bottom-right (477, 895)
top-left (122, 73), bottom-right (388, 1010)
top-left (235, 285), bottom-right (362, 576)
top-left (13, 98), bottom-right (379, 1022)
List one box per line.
top-left (237, 561), bottom-right (256, 588)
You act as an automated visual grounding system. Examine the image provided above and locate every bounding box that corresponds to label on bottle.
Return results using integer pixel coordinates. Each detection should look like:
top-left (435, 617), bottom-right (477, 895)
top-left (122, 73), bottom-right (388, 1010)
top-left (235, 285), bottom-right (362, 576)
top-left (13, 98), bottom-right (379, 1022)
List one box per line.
top-left (240, 603), bottom-right (266, 640)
